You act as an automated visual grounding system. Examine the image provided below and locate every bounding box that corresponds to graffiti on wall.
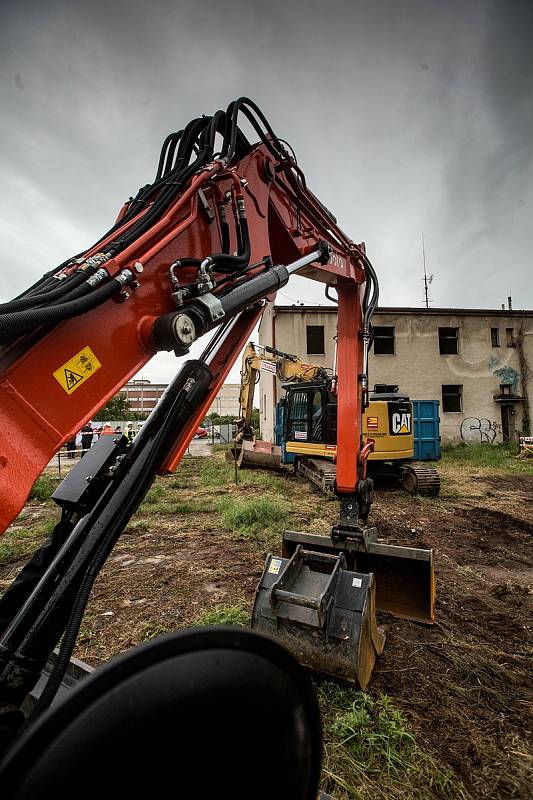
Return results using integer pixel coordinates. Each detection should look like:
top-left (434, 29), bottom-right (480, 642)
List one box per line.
top-left (460, 417), bottom-right (502, 444)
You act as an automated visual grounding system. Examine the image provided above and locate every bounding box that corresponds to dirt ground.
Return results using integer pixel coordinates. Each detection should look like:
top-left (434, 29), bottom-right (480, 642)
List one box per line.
top-left (1, 452), bottom-right (531, 798)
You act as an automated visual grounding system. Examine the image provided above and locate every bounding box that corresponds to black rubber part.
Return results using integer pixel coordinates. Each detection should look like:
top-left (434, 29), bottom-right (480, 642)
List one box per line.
top-left (0, 628), bottom-right (322, 800)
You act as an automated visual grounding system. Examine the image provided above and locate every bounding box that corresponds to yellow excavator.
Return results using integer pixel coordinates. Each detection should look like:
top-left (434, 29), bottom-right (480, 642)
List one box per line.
top-left (231, 342), bottom-right (440, 495)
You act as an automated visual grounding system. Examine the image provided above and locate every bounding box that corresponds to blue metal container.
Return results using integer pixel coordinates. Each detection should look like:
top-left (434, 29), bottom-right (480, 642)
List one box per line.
top-left (275, 402), bottom-right (295, 464)
top-left (412, 400), bottom-right (440, 461)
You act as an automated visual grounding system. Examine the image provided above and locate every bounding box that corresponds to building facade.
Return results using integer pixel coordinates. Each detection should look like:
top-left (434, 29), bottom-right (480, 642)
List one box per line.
top-left (122, 379), bottom-right (240, 418)
top-left (206, 383), bottom-right (240, 417)
top-left (258, 304), bottom-right (532, 444)
top-left (122, 379), bottom-right (167, 415)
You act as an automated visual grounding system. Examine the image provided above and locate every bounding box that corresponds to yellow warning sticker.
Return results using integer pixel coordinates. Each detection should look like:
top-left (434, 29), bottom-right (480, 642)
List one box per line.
top-left (53, 346), bottom-right (102, 395)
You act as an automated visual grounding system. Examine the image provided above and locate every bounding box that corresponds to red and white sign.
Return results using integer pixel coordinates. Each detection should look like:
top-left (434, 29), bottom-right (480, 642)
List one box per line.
top-left (367, 417), bottom-right (379, 430)
top-left (260, 360), bottom-right (277, 375)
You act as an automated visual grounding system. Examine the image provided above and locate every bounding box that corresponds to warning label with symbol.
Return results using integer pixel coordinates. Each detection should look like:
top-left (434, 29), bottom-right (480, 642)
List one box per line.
top-left (53, 346), bottom-right (102, 395)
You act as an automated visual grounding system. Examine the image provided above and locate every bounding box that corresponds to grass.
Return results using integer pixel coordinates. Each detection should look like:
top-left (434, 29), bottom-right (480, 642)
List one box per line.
top-left (218, 495), bottom-right (288, 540)
top-left (319, 684), bottom-right (470, 799)
top-left (440, 443), bottom-right (533, 474)
top-left (0, 518), bottom-right (56, 566)
top-left (29, 474), bottom-right (61, 502)
top-left (192, 604), bottom-right (249, 627)
top-left (199, 460), bottom-right (235, 487)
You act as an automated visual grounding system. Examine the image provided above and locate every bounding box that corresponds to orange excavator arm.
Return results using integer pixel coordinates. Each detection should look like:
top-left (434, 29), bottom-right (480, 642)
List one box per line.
top-left (0, 99), bottom-right (377, 535)
top-left (0, 99), bottom-right (380, 735)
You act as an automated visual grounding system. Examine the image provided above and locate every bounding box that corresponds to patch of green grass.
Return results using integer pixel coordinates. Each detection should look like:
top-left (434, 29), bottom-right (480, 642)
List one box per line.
top-left (29, 474), bottom-right (61, 502)
top-left (199, 459), bottom-right (235, 487)
top-left (218, 495), bottom-right (288, 538)
top-left (0, 518), bottom-right (56, 567)
top-left (441, 443), bottom-right (532, 474)
top-left (141, 483), bottom-right (165, 505)
top-left (192, 604), bottom-right (249, 627)
top-left (239, 469), bottom-right (294, 496)
top-left (319, 684), bottom-right (469, 800)
top-left (136, 622), bottom-right (171, 641)
top-left (167, 476), bottom-right (195, 490)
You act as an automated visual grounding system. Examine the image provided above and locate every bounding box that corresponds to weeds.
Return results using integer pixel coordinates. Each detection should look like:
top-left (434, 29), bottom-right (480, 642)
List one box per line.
top-left (200, 460), bottom-right (235, 486)
top-left (441, 443), bottom-right (532, 474)
top-left (319, 684), bottom-right (470, 799)
top-left (192, 604), bottom-right (249, 627)
top-left (0, 518), bottom-right (56, 567)
top-left (29, 474), bottom-right (61, 502)
top-left (141, 484), bottom-right (165, 505)
top-left (218, 495), bottom-right (288, 539)
top-left (135, 622), bottom-right (171, 641)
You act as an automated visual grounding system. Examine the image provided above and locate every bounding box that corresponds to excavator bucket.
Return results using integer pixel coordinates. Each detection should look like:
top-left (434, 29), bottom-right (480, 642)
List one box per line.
top-left (227, 440), bottom-right (284, 470)
top-left (251, 547), bottom-right (386, 689)
top-left (282, 529), bottom-right (435, 624)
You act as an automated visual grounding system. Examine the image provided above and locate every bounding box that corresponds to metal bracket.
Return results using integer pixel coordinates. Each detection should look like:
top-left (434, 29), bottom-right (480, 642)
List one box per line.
top-left (195, 293), bottom-right (225, 323)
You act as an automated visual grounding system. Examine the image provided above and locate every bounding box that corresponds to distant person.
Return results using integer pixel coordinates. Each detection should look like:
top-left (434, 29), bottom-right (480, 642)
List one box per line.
top-left (65, 435), bottom-right (77, 459)
top-left (81, 423), bottom-right (93, 456)
top-left (114, 425), bottom-right (122, 434)
top-left (126, 423), bottom-right (136, 443)
top-left (101, 423), bottom-right (115, 436)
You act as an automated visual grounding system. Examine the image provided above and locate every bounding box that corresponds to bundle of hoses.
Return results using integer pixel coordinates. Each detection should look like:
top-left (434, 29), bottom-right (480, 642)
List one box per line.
top-left (0, 98), bottom-right (294, 346)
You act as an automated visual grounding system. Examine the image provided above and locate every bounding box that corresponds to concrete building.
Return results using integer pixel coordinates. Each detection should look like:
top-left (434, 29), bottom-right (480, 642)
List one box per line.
top-left (206, 383), bottom-right (240, 417)
top-left (122, 379), bottom-right (240, 418)
top-left (258, 304), bottom-right (533, 444)
top-left (122, 379), bottom-right (167, 415)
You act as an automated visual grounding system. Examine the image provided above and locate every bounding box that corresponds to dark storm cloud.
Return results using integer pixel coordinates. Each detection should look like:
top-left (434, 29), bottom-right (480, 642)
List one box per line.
top-left (0, 0), bottom-right (531, 380)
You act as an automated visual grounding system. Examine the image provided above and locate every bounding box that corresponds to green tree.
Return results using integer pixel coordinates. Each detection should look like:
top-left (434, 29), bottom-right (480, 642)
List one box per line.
top-left (94, 392), bottom-right (134, 421)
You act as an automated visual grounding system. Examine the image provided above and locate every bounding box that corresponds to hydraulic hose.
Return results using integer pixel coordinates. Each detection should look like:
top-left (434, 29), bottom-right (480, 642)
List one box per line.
top-left (0, 270), bottom-right (133, 343)
top-left (0, 271), bottom-right (87, 314)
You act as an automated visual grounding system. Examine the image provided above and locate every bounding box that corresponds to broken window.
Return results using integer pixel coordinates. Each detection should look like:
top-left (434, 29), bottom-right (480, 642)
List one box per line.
top-left (491, 328), bottom-right (500, 347)
top-left (438, 327), bottom-right (459, 355)
top-left (373, 326), bottom-right (395, 355)
top-left (442, 384), bottom-right (462, 412)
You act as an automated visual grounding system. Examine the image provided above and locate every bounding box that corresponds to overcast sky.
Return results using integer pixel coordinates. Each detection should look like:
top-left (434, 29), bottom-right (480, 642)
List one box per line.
top-left (1, 0), bottom-right (531, 383)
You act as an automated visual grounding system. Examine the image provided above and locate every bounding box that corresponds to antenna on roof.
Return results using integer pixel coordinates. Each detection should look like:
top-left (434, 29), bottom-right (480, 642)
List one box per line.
top-left (422, 233), bottom-right (433, 309)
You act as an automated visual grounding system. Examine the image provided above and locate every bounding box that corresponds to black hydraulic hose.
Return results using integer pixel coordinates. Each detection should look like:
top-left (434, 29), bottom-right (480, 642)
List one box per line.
top-left (0, 273), bottom-right (129, 343)
top-left (221, 220), bottom-right (230, 254)
top-left (47, 276), bottom-right (99, 306)
top-left (18, 360), bottom-right (213, 720)
top-left (210, 216), bottom-right (250, 273)
top-left (0, 272), bottom-right (87, 314)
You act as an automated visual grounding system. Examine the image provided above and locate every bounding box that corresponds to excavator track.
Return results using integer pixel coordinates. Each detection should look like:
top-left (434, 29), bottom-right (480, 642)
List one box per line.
top-left (400, 462), bottom-right (440, 496)
top-left (297, 458), bottom-right (336, 493)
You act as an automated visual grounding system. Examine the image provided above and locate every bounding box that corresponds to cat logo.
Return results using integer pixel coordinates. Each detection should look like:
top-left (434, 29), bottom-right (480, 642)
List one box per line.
top-left (391, 412), bottom-right (411, 435)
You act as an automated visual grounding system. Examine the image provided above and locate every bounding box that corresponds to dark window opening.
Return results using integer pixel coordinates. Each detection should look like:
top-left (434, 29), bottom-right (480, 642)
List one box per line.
top-left (439, 327), bottom-right (459, 355)
top-left (506, 328), bottom-right (515, 347)
top-left (442, 384), bottom-right (462, 412)
top-left (500, 384), bottom-right (512, 396)
top-left (491, 328), bottom-right (500, 347)
top-left (373, 326), bottom-right (395, 355)
top-left (306, 325), bottom-right (325, 355)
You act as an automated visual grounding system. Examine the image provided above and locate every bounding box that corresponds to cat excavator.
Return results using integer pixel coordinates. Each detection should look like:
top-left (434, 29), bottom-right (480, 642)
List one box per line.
top-left (0, 98), bottom-right (435, 797)
top-left (232, 342), bottom-right (440, 494)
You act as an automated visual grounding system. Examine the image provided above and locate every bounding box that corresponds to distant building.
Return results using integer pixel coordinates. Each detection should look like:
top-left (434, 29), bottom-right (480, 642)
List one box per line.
top-left (122, 379), bottom-right (167, 414)
top-left (207, 383), bottom-right (240, 417)
top-left (122, 379), bottom-right (240, 418)
top-left (258, 304), bottom-right (533, 444)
